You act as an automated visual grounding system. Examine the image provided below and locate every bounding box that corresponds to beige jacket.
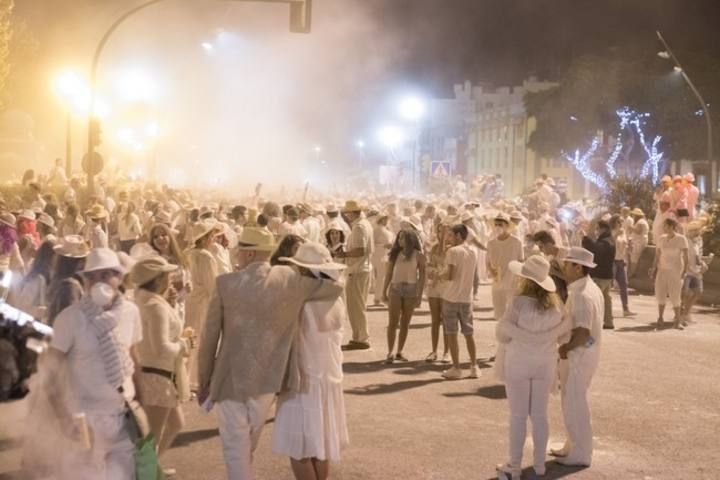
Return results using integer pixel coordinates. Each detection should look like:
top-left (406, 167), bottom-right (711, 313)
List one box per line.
top-left (198, 262), bottom-right (344, 402)
top-left (135, 288), bottom-right (188, 372)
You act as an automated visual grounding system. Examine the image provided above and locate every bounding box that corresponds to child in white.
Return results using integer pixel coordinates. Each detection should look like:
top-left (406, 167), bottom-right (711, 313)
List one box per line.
top-left (273, 243), bottom-right (349, 480)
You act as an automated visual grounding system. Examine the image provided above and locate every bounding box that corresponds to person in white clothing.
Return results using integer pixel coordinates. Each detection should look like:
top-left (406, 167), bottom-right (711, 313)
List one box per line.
top-left (495, 255), bottom-right (571, 479)
top-left (651, 218), bottom-right (689, 330)
top-left (487, 213), bottom-right (524, 320)
top-left (371, 215), bottom-right (394, 306)
top-left (439, 224), bottom-right (478, 380)
top-left (651, 199), bottom-right (674, 245)
top-left (117, 202), bottom-right (142, 254)
top-left (684, 173), bottom-right (700, 219)
top-left (628, 208), bottom-right (649, 277)
top-left (278, 207), bottom-right (308, 240)
top-left (299, 203), bottom-right (322, 243)
top-left (681, 222), bottom-right (710, 324)
top-left (272, 243), bottom-right (350, 480)
top-left (551, 247), bottom-right (604, 467)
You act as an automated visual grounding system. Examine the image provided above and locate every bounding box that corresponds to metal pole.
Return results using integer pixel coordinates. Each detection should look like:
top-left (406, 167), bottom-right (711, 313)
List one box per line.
top-left (87, 0), bottom-right (167, 193)
top-left (65, 112), bottom-right (72, 177)
top-left (657, 30), bottom-right (714, 193)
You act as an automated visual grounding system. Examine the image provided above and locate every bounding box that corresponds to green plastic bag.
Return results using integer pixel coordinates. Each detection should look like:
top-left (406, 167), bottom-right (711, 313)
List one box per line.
top-left (134, 434), bottom-right (165, 480)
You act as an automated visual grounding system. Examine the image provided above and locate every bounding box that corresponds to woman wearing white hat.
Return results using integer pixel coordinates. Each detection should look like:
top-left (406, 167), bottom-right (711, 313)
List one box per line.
top-left (0, 213), bottom-right (24, 280)
top-left (272, 242), bottom-right (349, 480)
top-left (495, 255), bottom-right (571, 479)
top-left (131, 256), bottom-right (196, 475)
top-left (46, 235), bottom-right (89, 325)
top-left (185, 218), bottom-right (221, 389)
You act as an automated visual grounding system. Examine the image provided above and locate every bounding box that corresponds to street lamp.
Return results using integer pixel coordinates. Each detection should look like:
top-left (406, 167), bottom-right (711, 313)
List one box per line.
top-left (399, 96), bottom-right (426, 189)
top-left (657, 30), bottom-right (714, 193)
top-left (53, 69), bottom-right (90, 177)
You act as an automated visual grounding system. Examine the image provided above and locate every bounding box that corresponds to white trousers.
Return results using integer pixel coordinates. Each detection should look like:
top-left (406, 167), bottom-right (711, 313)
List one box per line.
top-left (217, 395), bottom-right (275, 480)
top-left (476, 249), bottom-right (489, 283)
top-left (370, 252), bottom-right (387, 303)
top-left (59, 412), bottom-right (135, 480)
top-left (504, 350), bottom-right (556, 469)
top-left (491, 284), bottom-right (511, 320)
top-left (558, 346), bottom-right (600, 465)
top-left (655, 269), bottom-right (682, 307)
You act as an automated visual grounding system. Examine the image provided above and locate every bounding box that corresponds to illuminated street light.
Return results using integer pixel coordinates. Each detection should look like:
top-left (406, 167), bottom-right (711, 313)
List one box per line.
top-left (201, 41), bottom-right (215, 52)
top-left (115, 68), bottom-right (157, 102)
top-left (673, 66), bottom-right (683, 73)
top-left (399, 96), bottom-right (426, 122)
top-left (356, 140), bottom-right (365, 149)
top-left (657, 51), bottom-right (671, 59)
top-left (378, 125), bottom-right (405, 150)
top-left (145, 122), bottom-right (160, 138)
top-left (314, 145), bottom-right (322, 153)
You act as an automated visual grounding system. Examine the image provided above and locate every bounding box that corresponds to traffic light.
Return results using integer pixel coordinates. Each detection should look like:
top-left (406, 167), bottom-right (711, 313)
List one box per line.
top-left (89, 118), bottom-right (102, 148)
top-left (289, 0), bottom-right (311, 34)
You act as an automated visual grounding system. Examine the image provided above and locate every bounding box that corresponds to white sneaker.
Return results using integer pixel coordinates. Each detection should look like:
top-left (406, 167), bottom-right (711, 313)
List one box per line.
top-left (468, 366), bottom-right (480, 378)
top-left (441, 367), bottom-right (462, 379)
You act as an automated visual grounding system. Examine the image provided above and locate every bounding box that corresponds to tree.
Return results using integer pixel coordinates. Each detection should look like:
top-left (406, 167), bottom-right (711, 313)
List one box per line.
top-left (525, 45), bottom-right (720, 164)
top-left (0, 0), bottom-right (12, 109)
top-left (602, 175), bottom-right (657, 220)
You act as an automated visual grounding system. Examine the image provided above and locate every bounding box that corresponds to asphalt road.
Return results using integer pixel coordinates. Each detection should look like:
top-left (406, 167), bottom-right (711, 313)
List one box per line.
top-left (1, 285), bottom-right (719, 479)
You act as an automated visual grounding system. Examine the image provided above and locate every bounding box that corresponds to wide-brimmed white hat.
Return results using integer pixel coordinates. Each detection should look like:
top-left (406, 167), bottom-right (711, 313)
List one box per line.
top-left (37, 213), bottom-right (55, 229)
top-left (0, 213), bottom-right (16, 229)
top-left (279, 242), bottom-right (347, 271)
top-left (53, 235), bottom-right (90, 258)
top-left (191, 218), bottom-right (221, 243)
top-left (18, 209), bottom-right (36, 221)
top-left (509, 255), bottom-right (556, 292)
top-left (563, 247), bottom-right (597, 268)
top-left (81, 248), bottom-right (125, 275)
top-left (130, 255), bottom-right (178, 287)
top-left (237, 227), bottom-right (276, 252)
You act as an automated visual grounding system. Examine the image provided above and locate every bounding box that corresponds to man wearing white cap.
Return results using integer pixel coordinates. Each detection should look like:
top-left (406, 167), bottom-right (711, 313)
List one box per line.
top-left (45, 248), bottom-right (142, 479)
top-left (198, 229), bottom-right (344, 480)
top-left (552, 247), bottom-right (604, 467)
top-left (487, 213), bottom-right (524, 320)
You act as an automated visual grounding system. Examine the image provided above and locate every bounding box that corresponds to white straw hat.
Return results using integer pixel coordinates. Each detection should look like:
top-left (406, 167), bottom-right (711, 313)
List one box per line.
top-left (53, 235), bottom-right (90, 258)
top-left (130, 255), bottom-right (178, 287)
top-left (81, 248), bottom-right (125, 275)
top-left (563, 247), bottom-right (597, 268)
top-left (509, 255), bottom-right (556, 292)
top-left (237, 227), bottom-right (276, 252)
top-left (279, 242), bottom-right (347, 271)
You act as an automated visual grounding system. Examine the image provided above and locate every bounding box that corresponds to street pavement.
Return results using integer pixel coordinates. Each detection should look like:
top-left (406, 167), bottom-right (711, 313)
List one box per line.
top-left (1, 285), bottom-right (719, 479)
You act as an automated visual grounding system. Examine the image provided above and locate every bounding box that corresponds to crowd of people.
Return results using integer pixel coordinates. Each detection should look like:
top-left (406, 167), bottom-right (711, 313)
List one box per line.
top-left (0, 165), bottom-right (714, 480)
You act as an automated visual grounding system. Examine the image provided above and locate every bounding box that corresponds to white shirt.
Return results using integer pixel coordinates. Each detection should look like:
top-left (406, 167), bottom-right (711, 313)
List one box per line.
top-left (657, 233), bottom-right (689, 272)
top-left (502, 296), bottom-right (565, 354)
top-left (566, 276), bottom-right (604, 347)
top-left (51, 300), bottom-right (142, 414)
top-left (118, 213), bottom-right (142, 241)
top-left (652, 211), bottom-right (675, 245)
top-left (346, 218), bottom-right (373, 274)
top-left (278, 221), bottom-right (308, 239)
top-left (302, 217), bottom-right (322, 243)
top-left (442, 244), bottom-right (477, 304)
top-left (486, 235), bottom-right (524, 287)
top-left (631, 218), bottom-right (649, 245)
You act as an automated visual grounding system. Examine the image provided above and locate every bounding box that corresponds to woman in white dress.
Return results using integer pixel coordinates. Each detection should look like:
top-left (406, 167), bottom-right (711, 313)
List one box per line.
top-left (273, 242), bottom-right (349, 480)
top-left (495, 255), bottom-right (571, 479)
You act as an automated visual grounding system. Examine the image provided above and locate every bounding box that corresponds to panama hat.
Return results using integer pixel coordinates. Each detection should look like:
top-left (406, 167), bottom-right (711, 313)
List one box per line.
top-left (53, 235), bottom-right (90, 258)
top-left (563, 247), bottom-right (597, 268)
top-left (37, 213), bottom-right (56, 229)
top-left (279, 242), bottom-right (347, 271)
top-left (341, 200), bottom-right (362, 213)
top-left (191, 218), bottom-right (221, 243)
top-left (130, 256), bottom-right (178, 287)
top-left (236, 227), bottom-right (276, 252)
top-left (630, 208), bottom-right (645, 217)
top-left (81, 247), bottom-right (125, 275)
top-left (494, 212), bottom-right (511, 224)
top-left (86, 204), bottom-right (108, 219)
top-left (325, 219), bottom-right (345, 232)
top-left (509, 255), bottom-right (556, 292)
top-left (0, 213), bottom-right (16, 229)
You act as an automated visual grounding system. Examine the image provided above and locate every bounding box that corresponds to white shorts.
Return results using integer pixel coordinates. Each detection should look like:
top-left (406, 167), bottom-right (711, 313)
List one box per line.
top-left (655, 270), bottom-right (682, 307)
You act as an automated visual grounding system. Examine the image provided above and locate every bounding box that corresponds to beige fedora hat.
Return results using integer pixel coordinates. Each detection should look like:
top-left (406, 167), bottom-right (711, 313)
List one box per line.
top-left (53, 235), bottom-right (90, 258)
top-left (279, 242), bottom-right (347, 271)
top-left (130, 256), bottom-right (178, 287)
top-left (237, 227), bottom-right (276, 252)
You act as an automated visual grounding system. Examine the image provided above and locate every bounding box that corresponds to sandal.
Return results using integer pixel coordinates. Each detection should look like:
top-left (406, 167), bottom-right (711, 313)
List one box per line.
top-left (385, 354), bottom-right (394, 364)
top-left (425, 352), bottom-right (437, 363)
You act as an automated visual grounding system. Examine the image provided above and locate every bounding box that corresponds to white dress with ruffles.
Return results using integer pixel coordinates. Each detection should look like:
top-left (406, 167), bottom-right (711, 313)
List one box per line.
top-left (272, 297), bottom-right (349, 462)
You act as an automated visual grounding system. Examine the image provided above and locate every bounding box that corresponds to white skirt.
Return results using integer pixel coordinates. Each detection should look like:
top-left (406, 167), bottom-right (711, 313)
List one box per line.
top-left (272, 379), bottom-right (349, 462)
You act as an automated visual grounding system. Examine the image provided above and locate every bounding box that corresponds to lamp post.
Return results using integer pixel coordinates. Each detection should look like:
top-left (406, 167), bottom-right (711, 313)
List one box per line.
top-left (657, 30), bottom-right (714, 193)
top-left (53, 69), bottom-right (90, 178)
top-left (85, 0), bottom-right (313, 192)
top-left (399, 96), bottom-right (426, 190)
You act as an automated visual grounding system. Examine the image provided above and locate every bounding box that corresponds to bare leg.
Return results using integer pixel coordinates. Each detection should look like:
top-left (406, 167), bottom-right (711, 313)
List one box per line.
top-left (290, 458), bottom-right (318, 480)
top-left (145, 405), bottom-right (171, 451)
top-left (464, 334), bottom-right (477, 368)
top-left (312, 458), bottom-right (330, 480)
top-left (386, 294), bottom-right (402, 355)
top-left (447, 333), bottom-right (460, 368)
top-left (429, 297), bottom-right (442, 353)
top-left (396, 297), bottom-right (415, 354)
top-left (657, 304), bottom-right (665, 325)
top-left (157, 407), bottom-right (185, 456)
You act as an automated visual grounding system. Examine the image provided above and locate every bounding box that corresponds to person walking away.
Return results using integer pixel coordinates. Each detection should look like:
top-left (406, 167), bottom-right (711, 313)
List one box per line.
top-left (487, 213), bottom-right (524, 319)
top-left (425, 222), bottom-right (450, 363)
top-left (582, 220), bottom-right (615, 329)
top-left (628, 208), bottom-right (649, 277)
top-left (298, 203), bottom-right (321, 243)
top-left (272, 243), bottom-right (350, 480)
top-left (278, 207), bottom-right (308, 240)
top-left (551, 247), bottom-right (604, 467)
top-left (131, 256), bottom-right (196, 476)
top-left (83, 204), bottom-right (110, 249)
top-left (185, 218), bottom-right (220, 389)
top-left (439, 224), bottom-right (478, 380)
top-left (117, 202), bottom-right (142, 254)
top-left (338, 201), bottom-right (373, 350)
top-left (681, 222), bottom-right (710, 325)
top-left (610, 216), bottom-right (635, 317)
top-left (371, 215), bottom-right (393, 306)
top-left (59, 204), bottom-right (85, 237)
top-left (650, 218), bottom-right (689, 330)
top-left (44, 248), bottom-right (143, 479)
top-left (495, 255), bottom-right (571, 479)
top-left (382, 229), bottom-right (426, 363)
top-left (197, 231), bottom-right (343, 480)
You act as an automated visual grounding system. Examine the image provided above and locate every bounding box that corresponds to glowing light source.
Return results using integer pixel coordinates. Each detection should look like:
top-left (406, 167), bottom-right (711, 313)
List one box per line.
top-left (399, 96), bottom-right (426, 122)
top-left (563, 137), bottom-right (607, 191)
top-left (673, 66), bottom-right (683, 73)
top-left (657, 51), bottom-right (671, 59)
top-left (356, 140), bottom-right (365, 149)
top-left (201, 42), bottom-right (215, 53)
top-left (377, 125), bottom-right (405, 149)
top-left (145, 122), bottom-right (160, 138)
top-left (114, 68), bottom-right (157, 102)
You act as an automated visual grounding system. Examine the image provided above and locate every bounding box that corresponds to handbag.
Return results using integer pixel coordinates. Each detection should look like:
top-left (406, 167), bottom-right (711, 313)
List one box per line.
top-left (134, 434), bottom-right (165, 480)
